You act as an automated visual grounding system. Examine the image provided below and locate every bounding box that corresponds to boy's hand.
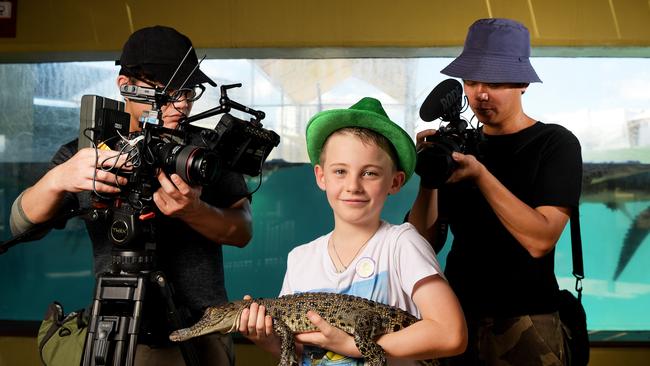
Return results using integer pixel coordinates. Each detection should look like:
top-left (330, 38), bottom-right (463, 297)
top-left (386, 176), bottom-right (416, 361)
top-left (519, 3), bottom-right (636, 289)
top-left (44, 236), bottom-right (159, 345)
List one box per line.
top-left (294, 311), bottom-right (362, 359)
top-left (238, 295), bottom-right (281, 353)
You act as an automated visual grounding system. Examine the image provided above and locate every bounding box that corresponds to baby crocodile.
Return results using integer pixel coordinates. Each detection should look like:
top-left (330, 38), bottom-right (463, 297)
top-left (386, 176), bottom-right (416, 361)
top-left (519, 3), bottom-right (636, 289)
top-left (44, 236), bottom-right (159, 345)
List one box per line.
top-left (169, 292), bottom-right (438, 366)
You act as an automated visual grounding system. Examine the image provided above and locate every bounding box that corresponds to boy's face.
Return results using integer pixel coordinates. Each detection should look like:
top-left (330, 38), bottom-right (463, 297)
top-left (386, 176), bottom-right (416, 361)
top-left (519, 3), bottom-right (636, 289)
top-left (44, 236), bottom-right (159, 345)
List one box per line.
top-left (314, 132), bottom-right (405, 227)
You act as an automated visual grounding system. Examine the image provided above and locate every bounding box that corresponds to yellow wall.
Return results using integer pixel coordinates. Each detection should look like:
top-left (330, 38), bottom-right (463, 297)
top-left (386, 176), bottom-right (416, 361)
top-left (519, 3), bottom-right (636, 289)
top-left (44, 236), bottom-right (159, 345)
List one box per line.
top-left (1, 0), bottom-right (650, 59)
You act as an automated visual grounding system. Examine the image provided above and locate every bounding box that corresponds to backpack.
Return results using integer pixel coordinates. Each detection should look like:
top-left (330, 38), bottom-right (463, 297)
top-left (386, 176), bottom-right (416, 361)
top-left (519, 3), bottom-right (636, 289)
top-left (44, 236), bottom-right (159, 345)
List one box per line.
top-left (37, 302), bottom-right (88, 366)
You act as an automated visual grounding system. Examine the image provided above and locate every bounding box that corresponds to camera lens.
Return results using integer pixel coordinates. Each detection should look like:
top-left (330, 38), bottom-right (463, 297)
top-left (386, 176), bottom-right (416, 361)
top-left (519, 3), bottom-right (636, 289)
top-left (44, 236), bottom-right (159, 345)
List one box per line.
top-left (156, 143), bottom-right (220, 185)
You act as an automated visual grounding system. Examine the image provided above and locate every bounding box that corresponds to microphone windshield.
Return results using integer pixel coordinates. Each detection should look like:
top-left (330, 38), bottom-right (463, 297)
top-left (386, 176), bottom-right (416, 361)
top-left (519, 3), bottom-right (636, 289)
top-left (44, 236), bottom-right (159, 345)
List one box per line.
top-left (419, 79), bottom-right (463, 122)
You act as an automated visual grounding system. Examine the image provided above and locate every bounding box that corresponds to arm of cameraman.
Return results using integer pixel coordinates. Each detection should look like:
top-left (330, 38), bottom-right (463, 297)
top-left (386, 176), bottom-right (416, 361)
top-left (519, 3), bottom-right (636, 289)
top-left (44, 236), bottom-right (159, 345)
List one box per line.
top-left (407, 129), bottom-right (443, 246)
top-left (449, 152), bottom-right (570, 258)
top-left (408, 187), bottom-right (441, 247)
top-left (154, 172), bottom-right (253, 247)
top-left (182, 196), bottom-right (252, 247)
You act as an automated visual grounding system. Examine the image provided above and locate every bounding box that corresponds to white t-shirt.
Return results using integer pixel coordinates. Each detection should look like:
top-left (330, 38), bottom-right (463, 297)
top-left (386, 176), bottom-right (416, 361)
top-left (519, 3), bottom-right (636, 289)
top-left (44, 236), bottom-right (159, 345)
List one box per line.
top-left (279, 221), bottom-right (444, 366)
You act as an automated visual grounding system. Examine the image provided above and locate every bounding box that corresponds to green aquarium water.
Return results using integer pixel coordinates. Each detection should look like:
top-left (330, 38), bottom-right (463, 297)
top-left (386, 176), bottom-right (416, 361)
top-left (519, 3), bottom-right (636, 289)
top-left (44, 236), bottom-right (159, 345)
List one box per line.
top-left (1, 162), bottom-right (649, 334)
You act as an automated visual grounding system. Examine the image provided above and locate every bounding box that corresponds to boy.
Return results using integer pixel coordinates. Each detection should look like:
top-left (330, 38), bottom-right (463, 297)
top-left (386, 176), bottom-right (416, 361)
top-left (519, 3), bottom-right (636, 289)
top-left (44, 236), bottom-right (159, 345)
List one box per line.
top-left (240, 97), bottom-right (467, 365)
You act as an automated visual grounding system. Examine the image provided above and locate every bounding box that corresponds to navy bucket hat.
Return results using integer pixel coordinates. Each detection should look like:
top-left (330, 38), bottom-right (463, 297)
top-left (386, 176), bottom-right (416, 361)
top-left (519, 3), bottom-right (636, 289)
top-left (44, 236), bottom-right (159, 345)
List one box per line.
top-left (441, 18), bottom-right (541, 83)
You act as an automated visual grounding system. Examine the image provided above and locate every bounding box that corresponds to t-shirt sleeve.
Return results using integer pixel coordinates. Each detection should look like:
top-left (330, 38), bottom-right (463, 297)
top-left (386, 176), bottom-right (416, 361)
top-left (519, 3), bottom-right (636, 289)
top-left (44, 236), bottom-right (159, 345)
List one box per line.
top-left (394, 225), bottom-right (445, 299)
top-left (532, 127), bottom-right (583, 208)
top-left (279, 248), bottom-right (297, 296)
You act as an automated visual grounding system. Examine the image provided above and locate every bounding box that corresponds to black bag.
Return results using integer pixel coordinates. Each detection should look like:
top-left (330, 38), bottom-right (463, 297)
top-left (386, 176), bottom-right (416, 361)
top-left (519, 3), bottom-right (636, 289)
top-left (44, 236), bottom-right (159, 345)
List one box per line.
top-left (559, 209), bottom-right (590, 366)
top-left (558, 289), bottom-right (589, 366)
top-left (37, 302), bottom-right (89, 366)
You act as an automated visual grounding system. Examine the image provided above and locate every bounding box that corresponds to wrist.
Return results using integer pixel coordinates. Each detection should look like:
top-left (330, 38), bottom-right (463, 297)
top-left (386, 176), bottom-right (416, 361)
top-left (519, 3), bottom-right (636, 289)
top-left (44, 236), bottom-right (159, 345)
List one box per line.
top-left (342, 334), bottom-right (363, 358)
top-left (474, 163), bottom-right (490, 185)
top-left (39, 169), bottom-right (67, 197)
top-left (43, 165), bottom-right (72, 197)
top-left (179, 199), bottom-right (209, 220)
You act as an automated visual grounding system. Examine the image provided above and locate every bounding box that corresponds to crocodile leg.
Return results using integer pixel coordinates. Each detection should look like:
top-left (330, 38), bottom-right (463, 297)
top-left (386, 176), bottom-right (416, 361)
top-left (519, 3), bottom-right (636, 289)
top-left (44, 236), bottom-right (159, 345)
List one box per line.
top-left (353, 311), bottom-right (387, 366)
top-left (273, 319), bottom-right (299, 366)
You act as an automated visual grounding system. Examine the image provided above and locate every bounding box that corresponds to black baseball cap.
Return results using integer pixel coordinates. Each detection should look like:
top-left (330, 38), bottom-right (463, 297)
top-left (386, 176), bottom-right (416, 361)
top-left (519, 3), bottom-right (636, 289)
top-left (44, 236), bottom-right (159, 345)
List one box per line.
top-left (116, 25), bottom-right (216, 89)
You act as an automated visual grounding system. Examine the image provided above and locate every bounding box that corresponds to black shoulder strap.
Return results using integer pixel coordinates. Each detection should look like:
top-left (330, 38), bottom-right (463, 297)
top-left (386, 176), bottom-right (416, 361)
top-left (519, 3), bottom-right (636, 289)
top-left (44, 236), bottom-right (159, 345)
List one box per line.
top-left (570, 206), bottom-right (585, 301)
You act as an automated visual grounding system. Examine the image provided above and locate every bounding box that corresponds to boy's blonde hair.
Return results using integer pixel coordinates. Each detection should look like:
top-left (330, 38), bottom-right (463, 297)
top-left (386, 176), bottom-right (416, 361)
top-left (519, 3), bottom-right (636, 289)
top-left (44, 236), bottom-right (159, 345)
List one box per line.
top-left (319, 127), bottom-right (399, 171)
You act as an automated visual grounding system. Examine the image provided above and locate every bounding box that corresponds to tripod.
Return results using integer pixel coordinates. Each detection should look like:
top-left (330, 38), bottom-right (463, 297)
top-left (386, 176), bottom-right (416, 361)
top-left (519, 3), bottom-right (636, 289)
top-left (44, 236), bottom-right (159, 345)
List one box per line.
top-left (80, 211), bottom-right (201, 366)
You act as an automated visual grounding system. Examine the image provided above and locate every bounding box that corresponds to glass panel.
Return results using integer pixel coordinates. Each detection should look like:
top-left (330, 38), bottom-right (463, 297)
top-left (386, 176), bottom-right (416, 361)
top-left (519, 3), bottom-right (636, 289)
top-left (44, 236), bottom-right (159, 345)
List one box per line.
top-left (0, 57), bottom-right (648, 334)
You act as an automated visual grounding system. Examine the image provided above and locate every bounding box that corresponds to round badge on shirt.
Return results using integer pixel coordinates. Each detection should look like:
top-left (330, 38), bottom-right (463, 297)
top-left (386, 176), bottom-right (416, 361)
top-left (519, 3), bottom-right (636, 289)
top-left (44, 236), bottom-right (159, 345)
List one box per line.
top-left (355, 257), bottom-right (375, 278)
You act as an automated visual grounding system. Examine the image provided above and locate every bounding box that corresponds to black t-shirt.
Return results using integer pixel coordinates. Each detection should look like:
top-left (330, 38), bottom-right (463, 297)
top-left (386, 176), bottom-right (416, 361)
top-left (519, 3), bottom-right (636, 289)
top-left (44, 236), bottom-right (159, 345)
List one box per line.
top-left (439, 122), bottom-right (582, 318)
top-left (51, 139), bottom-right (249, 316)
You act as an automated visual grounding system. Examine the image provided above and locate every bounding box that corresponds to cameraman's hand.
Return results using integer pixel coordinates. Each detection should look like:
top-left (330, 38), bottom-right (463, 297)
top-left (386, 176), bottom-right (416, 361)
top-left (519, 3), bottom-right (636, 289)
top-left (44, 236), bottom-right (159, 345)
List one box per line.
top-left (447, 152), bottom-right (485, 183)
top-left (54, 148), bottom-right (129, 194)
top-left (239, 295), bottom-right (282, 357)
top-left (415, 129), bottom-right (438, 152)
top-left (153, 172), bottom-right (202, 218)
top-left (17, 147), bottom-right (130, 226)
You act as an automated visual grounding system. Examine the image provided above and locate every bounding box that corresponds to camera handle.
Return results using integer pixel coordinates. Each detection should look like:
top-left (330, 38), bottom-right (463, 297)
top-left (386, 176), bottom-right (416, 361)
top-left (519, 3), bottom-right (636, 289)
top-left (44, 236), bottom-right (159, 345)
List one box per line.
top-left (182, 83), bottom-right (266, 125)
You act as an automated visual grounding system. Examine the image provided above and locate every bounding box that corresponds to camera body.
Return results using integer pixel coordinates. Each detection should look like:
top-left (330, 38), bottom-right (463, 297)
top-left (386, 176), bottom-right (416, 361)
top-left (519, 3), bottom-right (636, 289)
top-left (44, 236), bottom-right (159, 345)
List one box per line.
top-left (416, 79), bottom-right (481, 189)
top-left (80, 84), bottom-right (280, 272)
top-left (416, 119), bottom-right (481, 189)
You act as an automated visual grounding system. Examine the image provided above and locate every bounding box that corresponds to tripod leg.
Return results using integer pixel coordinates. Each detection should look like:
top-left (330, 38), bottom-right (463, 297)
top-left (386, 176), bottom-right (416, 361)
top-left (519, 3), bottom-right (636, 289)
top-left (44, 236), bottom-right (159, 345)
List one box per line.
top-left (151, 271), bottom-right (201, 366)
top-left (81, 274), bottom-right (146, 366)
top-left (124, 291), bottom-right (145, 366)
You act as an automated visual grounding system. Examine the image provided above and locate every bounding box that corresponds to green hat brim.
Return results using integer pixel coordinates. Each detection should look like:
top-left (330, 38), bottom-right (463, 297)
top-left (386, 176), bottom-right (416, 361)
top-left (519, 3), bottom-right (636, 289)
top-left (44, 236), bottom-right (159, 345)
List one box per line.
top-left (306, 108), bottom-right (416, 183)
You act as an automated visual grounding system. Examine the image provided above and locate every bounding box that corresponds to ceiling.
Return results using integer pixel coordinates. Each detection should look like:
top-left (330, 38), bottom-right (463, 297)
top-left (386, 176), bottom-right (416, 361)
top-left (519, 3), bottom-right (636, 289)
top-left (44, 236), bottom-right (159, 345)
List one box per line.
top-left (1, 0), bottom-right (650, 62)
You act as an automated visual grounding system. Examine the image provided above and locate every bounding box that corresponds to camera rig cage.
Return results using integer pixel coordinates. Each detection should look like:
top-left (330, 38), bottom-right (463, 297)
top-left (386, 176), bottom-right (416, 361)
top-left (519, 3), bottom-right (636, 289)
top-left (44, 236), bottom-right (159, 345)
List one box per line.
top-left (78, 81), bottom-right (280, 257)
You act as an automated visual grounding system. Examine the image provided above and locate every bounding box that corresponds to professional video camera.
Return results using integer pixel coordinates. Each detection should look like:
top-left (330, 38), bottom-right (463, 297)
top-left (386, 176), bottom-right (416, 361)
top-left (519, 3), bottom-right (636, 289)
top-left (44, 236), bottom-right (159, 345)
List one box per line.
top-left (415, 78), bottom-right (481, 189)
top-left (79, 81), bottom-right (280, 272)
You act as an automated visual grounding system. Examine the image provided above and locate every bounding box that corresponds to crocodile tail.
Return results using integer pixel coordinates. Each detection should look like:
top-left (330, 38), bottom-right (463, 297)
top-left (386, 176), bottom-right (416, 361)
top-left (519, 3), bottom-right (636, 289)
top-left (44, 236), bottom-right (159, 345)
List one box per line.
top-left (613, 206), bottom-right (650, 280)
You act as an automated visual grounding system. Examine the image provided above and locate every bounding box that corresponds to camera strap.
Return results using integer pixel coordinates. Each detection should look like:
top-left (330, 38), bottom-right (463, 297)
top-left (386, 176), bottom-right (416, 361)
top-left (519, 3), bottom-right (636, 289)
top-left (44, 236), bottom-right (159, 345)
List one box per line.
top-left (569, 206), bottom-right (584, 301)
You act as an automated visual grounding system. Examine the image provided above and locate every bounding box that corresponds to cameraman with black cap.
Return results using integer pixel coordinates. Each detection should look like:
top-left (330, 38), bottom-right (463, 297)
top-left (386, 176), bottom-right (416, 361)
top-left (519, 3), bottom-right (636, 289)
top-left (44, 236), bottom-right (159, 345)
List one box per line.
top-left (10, 26), bottom-right (251, 365)
top-left (408, 19), bottom-right (582, 365)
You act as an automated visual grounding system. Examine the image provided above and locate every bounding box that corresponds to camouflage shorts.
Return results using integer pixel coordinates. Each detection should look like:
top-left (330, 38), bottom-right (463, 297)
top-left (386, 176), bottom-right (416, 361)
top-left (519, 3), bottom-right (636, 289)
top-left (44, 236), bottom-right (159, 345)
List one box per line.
top-left (444, 312), bottom-right (568, 366)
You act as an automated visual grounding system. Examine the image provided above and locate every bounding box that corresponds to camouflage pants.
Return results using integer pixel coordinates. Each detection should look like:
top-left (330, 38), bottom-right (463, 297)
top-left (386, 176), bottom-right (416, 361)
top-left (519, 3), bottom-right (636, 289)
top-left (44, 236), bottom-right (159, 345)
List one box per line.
top-left (443, 312), bottom-right (568, 366)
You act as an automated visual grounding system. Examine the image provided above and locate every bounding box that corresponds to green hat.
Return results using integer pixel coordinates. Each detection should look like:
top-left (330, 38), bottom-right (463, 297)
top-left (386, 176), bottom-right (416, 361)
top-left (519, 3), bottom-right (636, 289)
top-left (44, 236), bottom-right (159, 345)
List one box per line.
top-left (305, 97), bottom-right (416, 182)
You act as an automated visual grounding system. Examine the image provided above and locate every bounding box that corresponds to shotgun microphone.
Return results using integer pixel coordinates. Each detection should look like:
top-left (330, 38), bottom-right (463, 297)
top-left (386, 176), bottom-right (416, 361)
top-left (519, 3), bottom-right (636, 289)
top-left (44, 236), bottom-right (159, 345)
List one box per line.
top-left (419, 78), bottom-right (463, 122)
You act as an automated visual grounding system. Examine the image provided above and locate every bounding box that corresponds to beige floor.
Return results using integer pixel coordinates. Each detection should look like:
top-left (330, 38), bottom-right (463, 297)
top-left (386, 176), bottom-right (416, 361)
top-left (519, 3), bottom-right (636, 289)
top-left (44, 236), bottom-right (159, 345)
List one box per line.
top-left (1, 336), bottom-right (648, 366)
